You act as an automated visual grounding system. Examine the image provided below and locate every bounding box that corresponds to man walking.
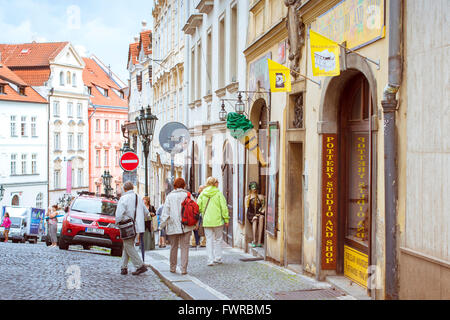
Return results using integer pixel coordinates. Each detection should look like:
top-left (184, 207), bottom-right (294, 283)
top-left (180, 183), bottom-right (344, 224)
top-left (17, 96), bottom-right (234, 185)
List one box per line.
top-left (115, 181), bottom-right (149, 275)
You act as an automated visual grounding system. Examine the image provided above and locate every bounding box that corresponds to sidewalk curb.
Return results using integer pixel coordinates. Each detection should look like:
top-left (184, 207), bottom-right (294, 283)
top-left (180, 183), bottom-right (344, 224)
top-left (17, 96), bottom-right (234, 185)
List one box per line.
top-left (146, 256), bottom-right (228, 300)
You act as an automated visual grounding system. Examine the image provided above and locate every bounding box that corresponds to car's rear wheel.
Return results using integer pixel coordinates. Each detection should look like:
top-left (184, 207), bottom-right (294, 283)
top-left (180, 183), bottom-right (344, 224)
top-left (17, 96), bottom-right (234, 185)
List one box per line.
top-left (59, 236), bottom-right (69, 250)
top-left (111, 246), bottom-right (123, 257)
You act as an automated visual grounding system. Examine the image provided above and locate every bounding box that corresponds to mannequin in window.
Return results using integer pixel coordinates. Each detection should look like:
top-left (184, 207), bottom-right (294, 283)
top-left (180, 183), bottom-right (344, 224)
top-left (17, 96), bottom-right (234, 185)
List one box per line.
top-left (245, 181), bottom-right (265, 247)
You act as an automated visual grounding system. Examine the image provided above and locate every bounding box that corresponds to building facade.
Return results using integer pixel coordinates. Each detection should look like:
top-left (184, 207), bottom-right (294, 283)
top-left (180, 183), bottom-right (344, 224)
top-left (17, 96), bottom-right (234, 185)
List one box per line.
top-left (0, 42), bottom-right (90, 207)
top-left (125, 21), bottom-right (156, 200)
top-left (0, 62), bottom-right (48, 209)
top-left (272, 0), bottom-right (449, 300)
top-left (182, 0), bottom-right (250, 247)
top-left (152, 0), bottom-right (185, 207)
top-left (83, 56), bottom-right (128, 196)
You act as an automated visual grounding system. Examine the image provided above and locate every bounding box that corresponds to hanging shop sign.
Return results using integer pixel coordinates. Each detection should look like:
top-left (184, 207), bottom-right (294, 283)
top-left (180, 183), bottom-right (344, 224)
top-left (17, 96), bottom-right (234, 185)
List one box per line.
top-left (311, 0), bottom-right (385, 50)
top-left (344, 245), bottom-right (369, 288)
top-left (321, 134), bottom-right (339, 270)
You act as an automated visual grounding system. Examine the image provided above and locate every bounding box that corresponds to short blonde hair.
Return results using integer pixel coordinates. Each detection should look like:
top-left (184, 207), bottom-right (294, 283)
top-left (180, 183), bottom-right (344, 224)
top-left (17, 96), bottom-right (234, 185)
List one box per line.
top-left (206, 177), bottom-right (218, 187)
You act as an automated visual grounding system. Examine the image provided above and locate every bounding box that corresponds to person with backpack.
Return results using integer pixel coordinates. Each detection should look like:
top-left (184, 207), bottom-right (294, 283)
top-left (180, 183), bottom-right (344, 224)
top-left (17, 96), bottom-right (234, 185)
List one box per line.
top-left (197, 177), bottom-right (229, 266)
top-left (160, 177), bottom-right (197, 275)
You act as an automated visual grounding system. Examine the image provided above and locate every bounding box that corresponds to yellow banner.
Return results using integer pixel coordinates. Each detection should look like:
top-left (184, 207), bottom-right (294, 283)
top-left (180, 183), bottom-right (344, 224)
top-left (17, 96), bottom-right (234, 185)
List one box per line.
top-left (311, 0), bottom-right (385, 50)
top-left (310, 30), bottom-right (340, 77)
top-left (344, 245), bottom-right (369, 288)
top-left (268, 59), bottom-right (291, 92)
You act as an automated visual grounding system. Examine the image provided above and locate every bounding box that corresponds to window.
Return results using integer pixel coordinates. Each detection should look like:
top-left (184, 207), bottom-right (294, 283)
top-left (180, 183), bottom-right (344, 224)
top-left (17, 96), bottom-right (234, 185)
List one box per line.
top-left (60, 72), bottom-right (64, 86)
top-left (67, 71), bottom-right (71, 85)
top-left (54, 132), bottom-right (61, 150)
top-left (196, 42), bottom-right (202, 100)
top-left (21, 154), bottom-right (27, 174)
top-left (77, 103), bottom-right (82, 118)
top-left (68, 133), bottom-right (74, 150)
top-left (219, 17), bottom-right (225, 88)
top-left (115, 120), bottom-right (120, 133)
top-left (77, 133), bottom-right (83, 150)
top-left (54, 170), bottom-right (61, 189)
top-left (77, 169), bottom-right (83, 187)
top-left (19, 86), bottom-right (26, 95)
top-left (87, 86), bottom-right (92, 95)
top-left (10, 154), bottom-right (17, 175)
top-left (104, 120), bottom-right (109, 132)
top-left (31, 117), bottom-right (37, 137)
top-left (137, 73), bottom-right (142, 92)
top-left (104, 89), bottom-right (109, 97)
top-left (10, 116), bottom-right (17, 137)
top-left (95, 150), bottom-right (100, 167)
top-left (230, 5), bottom-right (238, 83)
top-left (95, 119), bottom-right (100, 131)
top-left (67, 102), bottom-right (73, 117)
top-left (72, 73), bottom-right (77, 87)
top-left (53, 101), bottom-right (60, 117)
top-left (115, 150), bottom-right (120, 167)
top-left (31, 154), bottom-right (37, 174)
top-left (21, 116), bottom-right (27, 137)
top-left (36, 193), bottom-right (43, 209)
top-left (0, 84), bottom-right (4, 94)
top-left (104, 150), bottom-right (109, 167)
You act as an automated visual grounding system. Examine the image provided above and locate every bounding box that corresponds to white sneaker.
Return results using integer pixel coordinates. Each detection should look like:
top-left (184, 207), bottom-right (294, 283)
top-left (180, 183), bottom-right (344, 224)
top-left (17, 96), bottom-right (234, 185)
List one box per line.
top-left (207, 262), bottom-right (215, 266)
top-left (213, 259), bottom-right (223, 264)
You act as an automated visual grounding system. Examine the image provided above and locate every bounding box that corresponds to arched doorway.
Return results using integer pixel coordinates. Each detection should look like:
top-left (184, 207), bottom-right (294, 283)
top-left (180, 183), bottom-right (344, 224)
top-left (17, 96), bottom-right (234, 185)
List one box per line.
top-left (222, 141), bottom-right (233, 244)
top-left (247, 97), bottom-right (270, 248)
top-left (319, 60), bottom-right (377, 291)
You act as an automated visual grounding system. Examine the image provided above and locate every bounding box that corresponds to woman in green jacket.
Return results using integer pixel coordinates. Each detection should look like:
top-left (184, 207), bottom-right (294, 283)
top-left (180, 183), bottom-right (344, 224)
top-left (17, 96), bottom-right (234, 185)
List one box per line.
top-left (197, 177), bottom-right (229, 266)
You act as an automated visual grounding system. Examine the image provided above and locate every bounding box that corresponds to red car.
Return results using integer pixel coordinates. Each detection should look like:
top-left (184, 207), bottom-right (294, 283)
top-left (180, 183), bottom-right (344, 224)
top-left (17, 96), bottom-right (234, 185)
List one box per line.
top-left (59, 192), bottom-right (123, 257)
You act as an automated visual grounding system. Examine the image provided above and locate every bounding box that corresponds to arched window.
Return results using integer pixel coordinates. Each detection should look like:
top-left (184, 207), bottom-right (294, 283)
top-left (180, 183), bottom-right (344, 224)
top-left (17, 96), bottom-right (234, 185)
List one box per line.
top-left (67, 71), bottom-right (71, 85)
top-left (59, 72), bottom-right (65, 86)
top-left (36, 193), bottom-right (43, 208)
top-left (72, 73), bottom-right (77, 87)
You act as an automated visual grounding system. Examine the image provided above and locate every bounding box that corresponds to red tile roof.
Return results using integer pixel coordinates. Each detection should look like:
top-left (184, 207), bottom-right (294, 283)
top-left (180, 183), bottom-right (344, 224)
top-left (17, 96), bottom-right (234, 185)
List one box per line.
top-left (82, 57), bottom-right (128, 108)
top-left (0, 64), bottom-right (27, 86)
top-left (0, 65), bottom-right (47, 104)
top-left (0, 42), bottom-right (68, 67)
top-left (9, 67), bottom-right (51, 86)
top-left (127, 42), bottom-right (139, 67)
top-left (139, 30), bottom-right (152, 56)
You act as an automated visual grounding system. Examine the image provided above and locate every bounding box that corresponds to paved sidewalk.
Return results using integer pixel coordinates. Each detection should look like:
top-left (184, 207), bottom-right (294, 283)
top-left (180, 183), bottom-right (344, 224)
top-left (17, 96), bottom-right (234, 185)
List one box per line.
top-left (144, 242), bottom-right (357, 300)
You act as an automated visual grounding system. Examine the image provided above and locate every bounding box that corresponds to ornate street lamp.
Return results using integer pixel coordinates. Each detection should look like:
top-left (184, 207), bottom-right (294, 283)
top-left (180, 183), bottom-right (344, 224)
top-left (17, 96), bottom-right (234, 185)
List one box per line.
top-left (0, 184), bottom-right (5, 201)
top-left (235, 92), bottom-right (245, 115)
top-left (135, 105), bottom-right (158, 196)
top-left (219, 101), bottom-right (228, 122)
top-left (102, 170), bottom-right (113, 196)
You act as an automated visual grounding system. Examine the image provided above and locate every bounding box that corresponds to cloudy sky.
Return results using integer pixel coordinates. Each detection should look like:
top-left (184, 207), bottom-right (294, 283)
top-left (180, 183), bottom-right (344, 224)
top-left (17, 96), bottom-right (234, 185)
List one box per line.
top-left (0, 0), bottom-right (154, 82)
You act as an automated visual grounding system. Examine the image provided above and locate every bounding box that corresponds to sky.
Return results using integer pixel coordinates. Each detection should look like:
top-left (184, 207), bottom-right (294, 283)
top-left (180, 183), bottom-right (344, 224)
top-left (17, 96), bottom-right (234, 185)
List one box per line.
top-left (0, 0), bottom-right (154, 83)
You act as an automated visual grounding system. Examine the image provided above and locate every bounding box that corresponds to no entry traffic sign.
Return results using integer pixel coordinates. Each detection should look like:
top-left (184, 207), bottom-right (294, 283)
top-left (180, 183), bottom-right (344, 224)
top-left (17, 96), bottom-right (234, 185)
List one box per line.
top-left (120, 152), bottom-right (139, 171)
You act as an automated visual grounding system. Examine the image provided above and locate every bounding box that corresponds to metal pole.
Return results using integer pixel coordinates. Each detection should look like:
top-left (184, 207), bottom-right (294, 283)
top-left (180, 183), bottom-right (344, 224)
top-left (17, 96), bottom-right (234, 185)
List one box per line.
top-left (170, 153), bottom-right (175, 185)
top-left (144, 141), bottom-right (149, 197)
top-left (382, 0), bottom-right (402, 300)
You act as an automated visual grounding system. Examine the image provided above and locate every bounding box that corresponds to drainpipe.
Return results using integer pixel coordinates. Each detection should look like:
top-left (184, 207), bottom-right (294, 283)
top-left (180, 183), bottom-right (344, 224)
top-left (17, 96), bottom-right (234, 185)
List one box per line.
top-left (381, 0), bottom-right (403, 300)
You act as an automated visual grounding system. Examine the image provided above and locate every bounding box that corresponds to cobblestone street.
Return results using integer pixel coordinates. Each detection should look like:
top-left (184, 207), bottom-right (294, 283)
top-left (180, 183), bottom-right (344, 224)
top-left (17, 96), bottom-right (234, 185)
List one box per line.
top-left (0, 241), bottom-right (181, 300)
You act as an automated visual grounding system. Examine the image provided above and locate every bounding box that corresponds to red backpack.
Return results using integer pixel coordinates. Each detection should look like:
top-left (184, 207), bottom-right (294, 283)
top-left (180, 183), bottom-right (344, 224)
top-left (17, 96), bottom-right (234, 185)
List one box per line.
top-left (181, 192), bottom-right (200, 226)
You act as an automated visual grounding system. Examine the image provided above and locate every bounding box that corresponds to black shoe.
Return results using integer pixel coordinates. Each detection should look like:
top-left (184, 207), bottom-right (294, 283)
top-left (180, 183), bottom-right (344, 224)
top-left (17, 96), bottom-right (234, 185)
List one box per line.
top-left (132, 265), bottom-right (148, 275)
top-left (120, 268), bottom-right (128, 275)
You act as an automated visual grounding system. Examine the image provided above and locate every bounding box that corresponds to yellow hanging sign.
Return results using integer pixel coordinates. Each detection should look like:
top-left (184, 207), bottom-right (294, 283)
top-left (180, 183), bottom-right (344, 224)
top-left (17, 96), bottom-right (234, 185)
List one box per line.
top-left (268, 59), bottom-right (292, 92)
top-left (310, 30), bottom-right (341, 77)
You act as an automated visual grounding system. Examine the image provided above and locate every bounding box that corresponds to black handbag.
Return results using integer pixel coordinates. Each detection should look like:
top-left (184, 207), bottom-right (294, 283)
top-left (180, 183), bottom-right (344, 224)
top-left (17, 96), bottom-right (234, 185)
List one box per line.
top-left (119, 194), bottom-right (137, 240)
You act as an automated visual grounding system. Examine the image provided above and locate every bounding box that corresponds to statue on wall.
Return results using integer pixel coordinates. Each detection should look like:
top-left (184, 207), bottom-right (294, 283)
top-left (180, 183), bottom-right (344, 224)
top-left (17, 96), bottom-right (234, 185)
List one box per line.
top-left (293, 93), bottom-right (304, 128)
top-left (284, 0), bottom-right (305, 78)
